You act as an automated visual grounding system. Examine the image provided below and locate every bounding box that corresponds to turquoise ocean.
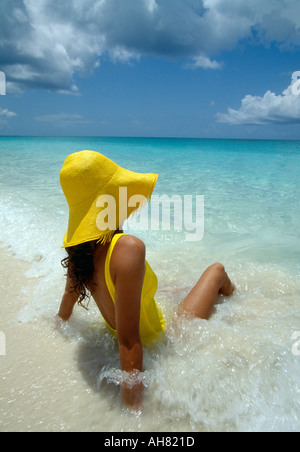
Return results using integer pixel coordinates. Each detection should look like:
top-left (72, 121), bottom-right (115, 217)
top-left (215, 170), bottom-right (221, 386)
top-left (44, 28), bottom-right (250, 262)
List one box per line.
top-left (0, 137), bottom-right (299, 432)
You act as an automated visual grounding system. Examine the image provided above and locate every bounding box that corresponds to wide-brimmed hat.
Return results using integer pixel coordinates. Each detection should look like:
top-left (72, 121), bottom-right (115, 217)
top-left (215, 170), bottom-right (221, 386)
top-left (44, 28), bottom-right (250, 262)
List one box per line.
top-left (60, 150), bottom-right (158, 247)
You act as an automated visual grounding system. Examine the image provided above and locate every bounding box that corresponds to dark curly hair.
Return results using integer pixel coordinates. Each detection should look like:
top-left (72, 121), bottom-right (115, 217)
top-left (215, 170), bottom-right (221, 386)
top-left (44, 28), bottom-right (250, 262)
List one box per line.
top-left (61, 241), bottom-right (98, 309)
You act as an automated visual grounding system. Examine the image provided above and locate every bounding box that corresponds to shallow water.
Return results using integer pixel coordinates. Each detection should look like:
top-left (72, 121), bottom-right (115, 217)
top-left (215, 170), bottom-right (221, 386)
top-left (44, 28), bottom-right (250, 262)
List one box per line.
top-left (0, 137), bottom-right (299, 432)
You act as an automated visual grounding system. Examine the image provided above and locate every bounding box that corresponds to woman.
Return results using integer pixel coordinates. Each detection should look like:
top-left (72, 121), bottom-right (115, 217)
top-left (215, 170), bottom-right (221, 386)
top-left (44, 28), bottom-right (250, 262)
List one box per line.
top-left (57, 151), bottom-right (234, 410)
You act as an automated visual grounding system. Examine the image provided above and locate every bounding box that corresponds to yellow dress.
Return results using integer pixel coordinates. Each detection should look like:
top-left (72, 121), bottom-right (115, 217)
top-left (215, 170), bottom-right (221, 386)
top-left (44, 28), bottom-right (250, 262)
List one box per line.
top-left (104, 234), bottom-right (165, 344)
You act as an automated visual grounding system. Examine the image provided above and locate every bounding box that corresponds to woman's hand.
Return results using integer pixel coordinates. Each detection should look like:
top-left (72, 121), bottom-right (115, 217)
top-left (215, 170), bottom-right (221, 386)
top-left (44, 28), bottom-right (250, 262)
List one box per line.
top-left (57, 277), bottom-right (78, 321)
top-left (122, 370), bottom-right (144, 411)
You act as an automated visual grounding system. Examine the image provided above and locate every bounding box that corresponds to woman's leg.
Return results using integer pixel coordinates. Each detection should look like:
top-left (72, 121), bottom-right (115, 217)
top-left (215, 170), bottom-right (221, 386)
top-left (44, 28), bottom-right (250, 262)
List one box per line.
top-left (178, 263), bottom-right (234, 320)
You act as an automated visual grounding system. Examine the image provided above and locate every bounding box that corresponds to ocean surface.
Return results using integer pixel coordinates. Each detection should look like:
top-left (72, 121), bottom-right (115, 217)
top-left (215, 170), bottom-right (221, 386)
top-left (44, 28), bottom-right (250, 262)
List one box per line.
top-left (0, 136), bottom-right (300, 432)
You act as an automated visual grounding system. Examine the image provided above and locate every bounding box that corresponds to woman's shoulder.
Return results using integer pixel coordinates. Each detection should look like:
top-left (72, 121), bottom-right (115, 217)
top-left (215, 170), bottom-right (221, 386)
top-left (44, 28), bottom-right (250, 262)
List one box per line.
top-left (116, 234), bottom-right (145, 250)
top-left (111, 234), bottom-right (146, 272)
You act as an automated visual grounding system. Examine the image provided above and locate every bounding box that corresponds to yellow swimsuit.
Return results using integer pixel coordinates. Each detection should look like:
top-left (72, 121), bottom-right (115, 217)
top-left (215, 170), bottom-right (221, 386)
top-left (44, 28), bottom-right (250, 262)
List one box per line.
top-left (104, 233), bottom-right (165, 343)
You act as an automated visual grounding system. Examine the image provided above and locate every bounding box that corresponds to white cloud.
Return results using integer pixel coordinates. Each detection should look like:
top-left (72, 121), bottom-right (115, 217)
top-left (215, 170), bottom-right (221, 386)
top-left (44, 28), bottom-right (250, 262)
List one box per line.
top-left (0, 107), bottom-right (17, 128)
top-left (35, 112), bottom-right (91, 127)
top-left (0, 0), bottom-right (104, 94)
top-left (1, 0), bottom-right (300, 93)
top-left (0, 108), bottom-right (17, 118)
top-left (185, 55), bottom-right (223, 70)
top-left (144, 0), bottom-right (158, 14)
top-left (217, 72), bottom-right (300, 125)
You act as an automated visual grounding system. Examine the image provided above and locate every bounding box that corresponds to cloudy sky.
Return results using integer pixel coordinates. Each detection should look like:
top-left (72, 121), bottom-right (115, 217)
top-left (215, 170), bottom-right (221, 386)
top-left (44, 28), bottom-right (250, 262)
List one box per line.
top-left (0, 0), bottom-right (300, 138)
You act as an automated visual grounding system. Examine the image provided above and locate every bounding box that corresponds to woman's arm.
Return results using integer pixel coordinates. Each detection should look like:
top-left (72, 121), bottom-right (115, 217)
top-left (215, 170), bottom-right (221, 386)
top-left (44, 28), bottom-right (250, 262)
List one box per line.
top-left (57, 276), bottom-right (78, 321)
top-left (112, 236), bottom-right (146, 410)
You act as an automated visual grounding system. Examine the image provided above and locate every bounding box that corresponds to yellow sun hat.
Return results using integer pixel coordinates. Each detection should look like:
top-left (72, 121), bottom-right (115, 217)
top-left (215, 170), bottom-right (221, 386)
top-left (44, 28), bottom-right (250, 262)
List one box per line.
top-left (60, 151), bottom-right (158, 248)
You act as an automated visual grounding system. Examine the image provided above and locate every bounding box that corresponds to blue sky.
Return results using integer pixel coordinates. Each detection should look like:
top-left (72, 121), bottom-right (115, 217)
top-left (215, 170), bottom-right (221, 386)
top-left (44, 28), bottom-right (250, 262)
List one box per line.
top-left (0, 0), bottom-right (300, 139)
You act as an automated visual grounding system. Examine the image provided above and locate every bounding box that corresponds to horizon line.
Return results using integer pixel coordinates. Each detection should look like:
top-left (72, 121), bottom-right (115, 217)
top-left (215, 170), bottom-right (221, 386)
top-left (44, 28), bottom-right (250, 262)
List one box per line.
top-left (0, 135), bottom-right (300, 143)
